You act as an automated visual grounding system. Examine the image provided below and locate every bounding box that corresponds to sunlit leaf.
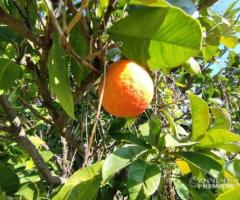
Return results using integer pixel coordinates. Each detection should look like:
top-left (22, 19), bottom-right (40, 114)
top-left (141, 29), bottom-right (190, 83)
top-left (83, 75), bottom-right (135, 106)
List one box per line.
top-left (53, 161), bottom-right (103, 200)
top-left (127, 160), bottom-right (161, 200)
top-left (108, 7), bottom-right (202, 71)
top-left (102, 145), bottom-right (148, 182)
top-left (188, 93), bottom-right (210, 141)
top-left (210, 107), bottom-right (231, 130)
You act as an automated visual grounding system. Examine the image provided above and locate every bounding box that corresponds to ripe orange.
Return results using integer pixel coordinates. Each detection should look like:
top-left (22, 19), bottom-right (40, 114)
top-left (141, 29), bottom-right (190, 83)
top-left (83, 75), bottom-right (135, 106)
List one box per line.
top-left (98, 60), bottom-right (154, 117)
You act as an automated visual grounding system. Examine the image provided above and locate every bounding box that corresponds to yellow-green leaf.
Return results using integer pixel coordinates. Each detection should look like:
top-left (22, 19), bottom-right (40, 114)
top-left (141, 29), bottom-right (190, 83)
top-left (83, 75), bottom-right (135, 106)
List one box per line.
top-left (188, 93), bottom-right (210, 141)
top-left (210, 107), bottom-right (231, 130)
top-left (220, 36), bottom-right (238, 49)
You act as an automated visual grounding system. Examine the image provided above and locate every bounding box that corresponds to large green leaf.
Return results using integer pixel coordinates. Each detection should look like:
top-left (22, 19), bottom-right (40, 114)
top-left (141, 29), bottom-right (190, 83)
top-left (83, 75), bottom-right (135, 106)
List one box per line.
top-left (210, 107), bottom-right (231, 130)
top-left (53, 161), bottom-right (103, 200)
top-left (216, 185), bottom-right (240, 200)
top-left (0, 163), bottom-right (20, 195)
top-left (188, 93), bottom-right (210, 141)
top-left (102, 145), bottom-right (148, 182)
top-left (176, 151), bottom-right (223, 178)
top-left (198, 129), bottom-right (240, 149)
top-left (130, 0), bottom-right (171, 7)
top-left (48, 34), bottom-right (75, 119)
top-left (0, 58), bottom-right (20, 95)
top-left (127, 160), bottom-right (161, 200)
top-left (108, 7), bottom-right (202, 71)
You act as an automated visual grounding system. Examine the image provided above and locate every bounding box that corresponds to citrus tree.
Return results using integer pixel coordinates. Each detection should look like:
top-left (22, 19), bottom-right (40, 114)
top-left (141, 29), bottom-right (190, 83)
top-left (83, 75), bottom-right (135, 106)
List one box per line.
top-left (0, 0), bottom-right (240, 199)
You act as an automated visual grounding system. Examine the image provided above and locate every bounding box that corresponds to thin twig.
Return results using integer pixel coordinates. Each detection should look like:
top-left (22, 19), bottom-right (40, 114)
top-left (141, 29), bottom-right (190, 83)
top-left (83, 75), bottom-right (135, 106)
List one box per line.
top-left (43, 0), bottom-right (99, 73)
top-left (18, 97), bottom-right (54, 126)
top-left (64, 0), bottom-right (88, 34)
top-left (83, 14), bottom-right (108, 165)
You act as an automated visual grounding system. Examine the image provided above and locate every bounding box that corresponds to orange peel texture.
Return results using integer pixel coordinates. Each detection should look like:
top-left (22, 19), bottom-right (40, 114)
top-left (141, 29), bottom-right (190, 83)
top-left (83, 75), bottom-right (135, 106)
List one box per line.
top-left (98, 60), bottom-right (154, 117)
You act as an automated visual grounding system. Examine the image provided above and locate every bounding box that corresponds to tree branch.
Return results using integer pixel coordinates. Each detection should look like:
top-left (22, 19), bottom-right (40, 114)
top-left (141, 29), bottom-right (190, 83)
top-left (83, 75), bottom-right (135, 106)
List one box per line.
top-left (0, 95), bottom-right (65, 185)
top-left (0, 7), bottom-right (42, 47)
top-left (102, 0), bottom-right (117, 28)
top-left (17, 97), bottom-right (54, 126)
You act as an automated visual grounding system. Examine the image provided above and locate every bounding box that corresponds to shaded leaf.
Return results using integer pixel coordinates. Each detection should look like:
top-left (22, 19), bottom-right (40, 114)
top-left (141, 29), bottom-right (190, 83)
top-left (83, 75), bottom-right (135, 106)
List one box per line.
top-left (176, 151), bottom-right (223, 178)
top-left (0, 163), bottom-right (20, 195)
top-left (48, 34), bottom-right (75, 119)
top-left (0, 58), bottom-right (20, 95)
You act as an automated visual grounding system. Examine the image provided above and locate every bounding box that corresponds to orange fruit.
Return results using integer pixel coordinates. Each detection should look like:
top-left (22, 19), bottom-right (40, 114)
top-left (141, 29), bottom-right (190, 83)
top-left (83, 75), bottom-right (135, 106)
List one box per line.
top-left (98, 60), bottom-right (154, 117)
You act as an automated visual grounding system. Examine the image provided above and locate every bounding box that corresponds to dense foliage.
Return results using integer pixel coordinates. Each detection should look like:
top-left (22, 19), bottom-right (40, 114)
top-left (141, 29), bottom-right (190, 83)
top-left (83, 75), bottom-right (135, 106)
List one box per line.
top-left (0, 0), bottom-right (240, 199)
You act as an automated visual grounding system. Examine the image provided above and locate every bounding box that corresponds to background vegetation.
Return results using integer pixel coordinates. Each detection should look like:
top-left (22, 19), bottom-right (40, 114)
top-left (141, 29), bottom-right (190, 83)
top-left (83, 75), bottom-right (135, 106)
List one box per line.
top-left (0, 0), bottom-right (239, 199)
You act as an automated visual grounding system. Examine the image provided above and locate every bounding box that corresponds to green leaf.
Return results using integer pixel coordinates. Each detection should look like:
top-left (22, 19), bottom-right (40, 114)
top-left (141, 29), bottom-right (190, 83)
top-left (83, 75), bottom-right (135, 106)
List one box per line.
top-left (0, 163), bottom-right (20, 195)
top-left (180, 177), bottom-right (215, 200)
top-left (109, 118), bottom-right (127, 133)
top-left (162, 110), bottom-right (176, 135)
top-left (202, 45), bottom-right (218, 62)
top-left (129, 0), bottom-right (171, 7)
top-left (225, 160), bottom-right (240, 180)
top-left (15, 183), bottom-right (39, 200)
top-left (102, 145), bottom-right (148, 182)
top-left (172, 178), bottom-right (189, 200)
top-left (139, 119), bottom-right (161, 147)
top-left (165, 134), bottom-right (198, 148)
top-left (109, 130), bottom-right (151, 148)
top-left (211, 143), bottom-right (240, 152)
top-left (127, 160), bottom-right (161, 200)
top-left (220, 36), bottom-right (238, 49)
top-left (188, 93), bottom-right (210, 141)
top-left (198, 129), bottom-right (240, 149)
top-left (223, 0), bottom-right (239, 18)
top-left (216, 185), bottom-right (240, 200)
top-left (210, 107), bottom-right (231, 130)
top-left (53, 161), bottom-right (103, 200)
top-left (40, 150), bottom-right (54, 162)
top-left (69, 25), bottom-right (90, 86)
top-left (0, 25), bottom-right (22, 43)
top-left (48, 34), bottom-right (75, 119)
top-left (108, 7), bottom-right (202, 71)
top-left (0, 58), bottom-right (20, 95)
top-left (176, 151), bottom-right (223, 178)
